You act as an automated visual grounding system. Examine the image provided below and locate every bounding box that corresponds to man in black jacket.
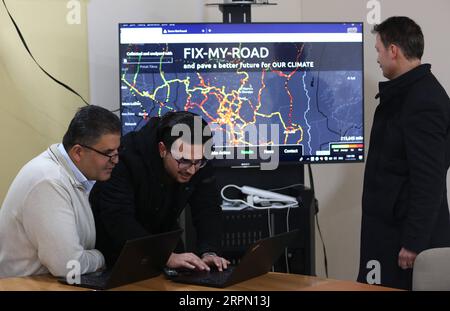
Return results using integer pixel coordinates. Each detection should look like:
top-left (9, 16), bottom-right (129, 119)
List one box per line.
top-left (357, 16), bottom-right (450, 289)
top-left (90, 111), bottom-right (229, 272)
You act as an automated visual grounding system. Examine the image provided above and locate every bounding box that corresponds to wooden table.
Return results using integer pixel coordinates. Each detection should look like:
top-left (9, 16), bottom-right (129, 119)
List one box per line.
top-left (0, 272), bottom-right (399, 291)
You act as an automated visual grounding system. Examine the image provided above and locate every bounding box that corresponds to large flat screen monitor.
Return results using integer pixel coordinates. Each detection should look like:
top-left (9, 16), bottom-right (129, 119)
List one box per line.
top-left (119, 22), bottom-right (364, 167)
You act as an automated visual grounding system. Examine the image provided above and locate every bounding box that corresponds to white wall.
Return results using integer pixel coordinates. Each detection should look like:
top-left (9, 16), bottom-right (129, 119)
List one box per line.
top-left (87, 0), bottom-right (450, 281)
top-left (87, 0), bottom-right (204, 111)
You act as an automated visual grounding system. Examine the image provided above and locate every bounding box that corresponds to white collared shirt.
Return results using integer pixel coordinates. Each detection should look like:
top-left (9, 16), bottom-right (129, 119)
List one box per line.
top-left (57, 143), bottom-right (96, 193)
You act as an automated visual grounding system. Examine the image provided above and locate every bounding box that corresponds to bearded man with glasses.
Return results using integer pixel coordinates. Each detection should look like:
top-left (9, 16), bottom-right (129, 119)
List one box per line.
top-left (90, 111), bottom-right (229, 272)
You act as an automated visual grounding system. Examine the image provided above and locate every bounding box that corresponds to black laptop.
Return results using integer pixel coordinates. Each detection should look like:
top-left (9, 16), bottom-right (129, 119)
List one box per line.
top-left (59, 229), bottom-right (183, 290)
top-left (168, 229), bottom-right (299, 288)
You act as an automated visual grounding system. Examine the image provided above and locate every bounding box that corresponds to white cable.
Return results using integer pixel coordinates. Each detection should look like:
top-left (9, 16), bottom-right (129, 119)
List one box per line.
top-left (269, 183), bottom-right (305, 192)
top-left (221, 184), bottom-right (298, 210)
top-left (220, 185), bottom-right (268, 209)
top-left (222, 184), bottom-right (295, 273)
top-left (220, 184), bottom-right (247, 205)
top-left (267, 208), bottom-right (274, 272)
top-left (285, 207), bottom-right (291, 273)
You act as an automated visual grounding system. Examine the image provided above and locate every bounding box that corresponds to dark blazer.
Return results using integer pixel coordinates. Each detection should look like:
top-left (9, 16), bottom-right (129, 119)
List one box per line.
top-left (89, 117), bottom-right (222, 265)
top-left (357, 64), bottom-right (450, 289)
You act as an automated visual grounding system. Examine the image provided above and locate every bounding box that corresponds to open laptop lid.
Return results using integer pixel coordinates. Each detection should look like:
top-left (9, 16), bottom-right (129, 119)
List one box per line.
top-left (59, 228), bottom-right (183, 289)
top-left (170, 229), bottom-right (299, 288)
top-left (105, 228), bottom-right (183, 288)
top-left (225, 229), bottom-right (299, 286)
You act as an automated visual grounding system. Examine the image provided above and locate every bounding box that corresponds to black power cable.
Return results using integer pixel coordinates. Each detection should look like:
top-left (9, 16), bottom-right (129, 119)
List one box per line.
top-left (2, 0), bottom-right (89, 106)
top-left (307, 164), bottom-right (329, 278)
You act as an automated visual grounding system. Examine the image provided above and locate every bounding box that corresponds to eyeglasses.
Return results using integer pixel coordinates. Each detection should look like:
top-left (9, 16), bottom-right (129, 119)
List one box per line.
top-left (168, 152), bottom-right (208, 170)
top-left (79, 144), bottom-right (119, 162)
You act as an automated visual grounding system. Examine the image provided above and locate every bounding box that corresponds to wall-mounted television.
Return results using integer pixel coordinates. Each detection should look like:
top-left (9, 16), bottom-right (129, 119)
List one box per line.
top-left (119, 22), bottom-right (364, 168)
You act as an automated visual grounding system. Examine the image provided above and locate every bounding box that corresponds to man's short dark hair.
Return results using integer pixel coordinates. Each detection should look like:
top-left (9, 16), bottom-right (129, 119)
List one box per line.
top-left (372, 16), bottom-right (424, 60)
top-left (157, 111), bottom-right (212, 150)
top-left (63, 105), bottom-right (121, 150)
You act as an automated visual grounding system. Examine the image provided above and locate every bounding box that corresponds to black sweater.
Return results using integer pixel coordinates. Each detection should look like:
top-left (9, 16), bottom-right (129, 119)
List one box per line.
top-left (90, 117), bottom-right (222, 265)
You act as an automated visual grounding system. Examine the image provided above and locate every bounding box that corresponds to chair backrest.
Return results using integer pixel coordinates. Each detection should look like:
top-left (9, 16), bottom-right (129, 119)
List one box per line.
top-left (413, 247), bottom-right (450, 291)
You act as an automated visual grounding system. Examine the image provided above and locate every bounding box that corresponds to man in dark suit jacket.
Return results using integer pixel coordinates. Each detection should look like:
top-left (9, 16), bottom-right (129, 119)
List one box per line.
top-left (90, 111), bottom-right (229, 272)
top-left (358, 16), bottom-right (450, 289)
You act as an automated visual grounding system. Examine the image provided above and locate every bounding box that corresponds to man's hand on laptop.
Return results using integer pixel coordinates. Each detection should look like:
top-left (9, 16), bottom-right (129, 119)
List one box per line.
top-left (166, 252), bottom-right (210, 271)
top-left (201, 252), bottom-right (230, 272)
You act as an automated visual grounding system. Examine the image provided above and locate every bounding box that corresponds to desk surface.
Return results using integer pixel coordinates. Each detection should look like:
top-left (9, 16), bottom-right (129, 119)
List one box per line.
top-left (0, 272), bottom-right (399, 291)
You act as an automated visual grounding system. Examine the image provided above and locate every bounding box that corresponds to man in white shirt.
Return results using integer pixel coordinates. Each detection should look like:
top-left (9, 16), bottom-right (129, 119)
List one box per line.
top-left (0, 105), bottom-right (121, 278)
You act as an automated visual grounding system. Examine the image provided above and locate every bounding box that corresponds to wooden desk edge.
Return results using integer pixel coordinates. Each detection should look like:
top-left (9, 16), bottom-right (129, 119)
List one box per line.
top-left (0, 272), bottom-right (401, 291)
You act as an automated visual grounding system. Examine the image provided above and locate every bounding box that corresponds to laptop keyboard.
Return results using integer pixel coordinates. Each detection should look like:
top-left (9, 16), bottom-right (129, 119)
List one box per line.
top-left (77, 270), bottom-right (113, 289)
top-left (177, 266), bottom-right (235, 286)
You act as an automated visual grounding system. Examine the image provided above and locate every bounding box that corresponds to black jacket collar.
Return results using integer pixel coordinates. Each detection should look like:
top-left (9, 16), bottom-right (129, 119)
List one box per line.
top-left (375, 64), bottom-right (431, 100)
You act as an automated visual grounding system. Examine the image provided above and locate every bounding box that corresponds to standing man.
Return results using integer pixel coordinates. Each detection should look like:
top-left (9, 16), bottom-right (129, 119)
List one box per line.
top-left (0, 105), bottom-right (121, 278)
top-left (90, 111), bottom-right (229, 272)
top-left (358, 16), bottom-right (450, 289)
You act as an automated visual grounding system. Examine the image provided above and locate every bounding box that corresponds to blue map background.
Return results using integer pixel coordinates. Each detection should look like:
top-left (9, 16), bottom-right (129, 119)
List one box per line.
top-left (120, 69), bottom-right (363, 156)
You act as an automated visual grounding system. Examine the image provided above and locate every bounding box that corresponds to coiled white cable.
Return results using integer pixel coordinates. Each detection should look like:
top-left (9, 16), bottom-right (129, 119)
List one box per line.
top-left (221, 184), bottom-right (298, 209)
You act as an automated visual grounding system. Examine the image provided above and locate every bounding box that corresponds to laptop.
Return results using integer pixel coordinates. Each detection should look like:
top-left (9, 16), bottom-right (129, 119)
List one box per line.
top-left (59, 229), bottom-right (183, 290)
top-left (168, 229), bottom-right (299, 288)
